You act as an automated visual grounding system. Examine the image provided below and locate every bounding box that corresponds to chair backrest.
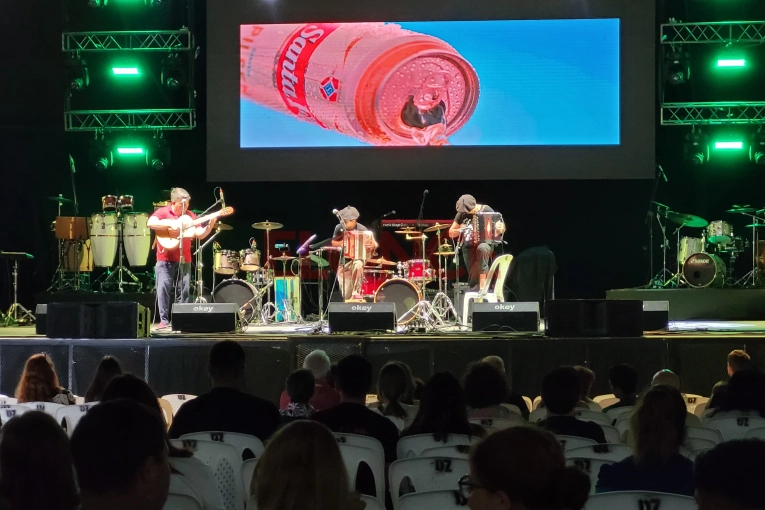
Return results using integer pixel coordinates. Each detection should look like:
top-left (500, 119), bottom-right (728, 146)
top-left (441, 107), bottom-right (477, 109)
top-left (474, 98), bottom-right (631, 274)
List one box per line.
top-left (529, 408), bottom-right (546, 423)
top-left (499, 403), bottom-right (523, 416)
top-left (338, 443), bottom-right (386, 502)
top-left (565, 458), bottom-right (615, 495)
top-left (468, 417), bottom-right (523, 433)
top-left (615, 416), bottom-right (630, 441)
top-left (605, 405), bottom-right (634, 422)
top-left (490, 254), bottom-right (514, 301)
top-left (181, 432), bottom-right (265, 461)
top-left (584, 491), bottom-right (697, 510)
top-left (597, 397), bottom-right (620, 409)
top-left (241, 458), bottom-right (257, 500)
top-left (574, 409), bottom-right (611, 427)
top-left (0, 405), bottom-right (30, 424)
top-left (532, 395), bottom-right (542, 410)
top-left (565, 443), bottom-right (633, 462)
top-left (164, 493), bottom-right (204, 510)
top-left (360, 495), bottom-right (385, 510)
top-left (390, 457), bottom-right (470, 509)
top-left (685, 425), bottom-right (723, 444)
top-left (593, 394), bottom-right (616, 404)
top-left (54, 404), bottom-right (91, 437)
top-left (683, 436), bottom-right (717, 452)
top-left (600, 425), bottom-right (621, 444)
top-left (168, 474), bottom-right (205, 509)
top-left (162, 394), bottom-right (198, 415)
top-left (158, 398), bottom-right (174, 428)
top-left (0, 397), bottom-right (18, 406)
top-left (397, 434), bottom-right (475, 459)
top-left (693, 402), bottom-right (709, 417)
top-left (683, 394), bottom-right (708, 414)
top-left (420, 445), bottom-right (470, 460)
top-left (335, 433), bottom-right (385, 464)
top-left (745, 427), bottom-right (765, 440)
top-left (685, 412), bottom-right (701, 427)
top-left (398, 490), bottom-right (469, 510)
top-left (555, 435), bottom-right (598, 451)
top-left (19, 401), bottom-right (66, 416)
top-left (522, 396), bottom-right (532, 412)
top-left (705, 416), bottom-right (765, 441)
top-left (172, 438), bottom-right (244, 510)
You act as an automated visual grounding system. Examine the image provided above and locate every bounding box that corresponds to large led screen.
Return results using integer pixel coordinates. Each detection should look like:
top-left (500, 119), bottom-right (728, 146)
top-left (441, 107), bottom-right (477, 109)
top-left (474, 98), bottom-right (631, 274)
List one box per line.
top-left (239, 20), bottom-right (620, 148)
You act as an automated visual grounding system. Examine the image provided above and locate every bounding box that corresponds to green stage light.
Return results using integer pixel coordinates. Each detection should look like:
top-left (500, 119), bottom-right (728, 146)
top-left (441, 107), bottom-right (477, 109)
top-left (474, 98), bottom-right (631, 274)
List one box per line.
top-left (112, 67), bottom-right (140, 76)
top-left (116, 147), bottom-right (144, 155)
top-left (717, 59), bottom-right (746, 68)
top-left (714, 141), bottom-right (744, 150)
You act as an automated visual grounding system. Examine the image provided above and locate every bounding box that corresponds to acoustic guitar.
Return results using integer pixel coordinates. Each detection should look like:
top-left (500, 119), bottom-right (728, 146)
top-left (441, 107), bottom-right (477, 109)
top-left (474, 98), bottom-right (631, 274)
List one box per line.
top-left (155, 207), bottom-right (234, 249)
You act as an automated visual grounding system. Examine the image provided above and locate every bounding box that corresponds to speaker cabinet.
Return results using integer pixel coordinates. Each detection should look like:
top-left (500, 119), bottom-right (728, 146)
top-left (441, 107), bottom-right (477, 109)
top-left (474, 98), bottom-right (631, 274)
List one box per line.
top-left (643, 300), bottom-right (669, 331)
top-left (97, 302), bottom-right (149, 338)
top-left (546, 300), bottom-right (643, 338)
top-left (471, 302), bottom-right (540, 332)
top-left (328, 302), bottom-right (396, 333)
top-left (171, 303), bottom-right (238, 333)
top-left (35, 304), bottom-right (47, 335)
top-left (47, 302), bottom-right (96, 338)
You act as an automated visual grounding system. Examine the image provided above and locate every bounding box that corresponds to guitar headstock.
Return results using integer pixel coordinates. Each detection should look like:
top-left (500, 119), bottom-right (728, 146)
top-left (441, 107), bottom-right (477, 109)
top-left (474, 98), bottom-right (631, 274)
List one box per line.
top-left (218, 207), bottom-right (235, 217)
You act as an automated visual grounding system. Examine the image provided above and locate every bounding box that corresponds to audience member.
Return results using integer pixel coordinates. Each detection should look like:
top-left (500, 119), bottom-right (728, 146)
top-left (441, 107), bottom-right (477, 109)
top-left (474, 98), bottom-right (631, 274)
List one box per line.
top-left (708, 350), bottom-right (752, 409)
top-left (538, 367), bottom-right (606, 443)
top-left (251, 420), bottom-right (364, 510)
top-left (84, 355), bottom-right (123, 403)
top-left (280, 350), bottom-right (341, 412)
top-left (413, 376), bottom-right (425, 401)
top-left (169, 341), bottom-right (279, 440)
top-left (596, 385), bottom-right (693, 496)
top-left (0, 411), bottom-right (79, 510)
top-left (574, 365), bottom-right (598, 408)
top-left (464, 361), bottom-right (514, 419)
top-left (463, 426), bottom-right (590, 510)
top-left (694, 439), bottom-right (765, 510)
top-left (402, 371), bottom-right (478, 441)
top-left (373, 361), bottom-right (417, 430)
top-left (101, 373), bottom-right (159, 410)
top-left (482, 355), bottom-right (531, 419)
top-left (280, 369), bottom-right (315, 422)
top-left (71, 399), bottom-right (170, 510)
top-left (651, 369), bottom-right (681, 390)
top-left (311, 355), bottom-right (399, 464)
top-left (603, 364), bottom-right (639, 412)
top-left (708, 368), bottom-right (765, 419)
top-left (15, 353), bottom-right (75, 404)
top-left (394, 361), bottom-right (417, 405)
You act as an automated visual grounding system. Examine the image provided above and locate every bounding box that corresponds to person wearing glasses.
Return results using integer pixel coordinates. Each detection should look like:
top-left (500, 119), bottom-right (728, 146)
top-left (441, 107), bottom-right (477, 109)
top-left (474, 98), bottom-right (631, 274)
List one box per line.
top-left (458, 427), bottom-right (590, 510)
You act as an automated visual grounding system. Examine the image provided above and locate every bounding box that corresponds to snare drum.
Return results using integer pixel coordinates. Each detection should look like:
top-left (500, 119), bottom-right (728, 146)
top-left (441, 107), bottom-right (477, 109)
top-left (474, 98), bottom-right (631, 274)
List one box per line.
top-left (240, 249), bottom-right (261, 271)
top-left (374, 278), bottom-right (421, 324)
top-left (214, 250), bottom-right (240, 275)
top-left (101, 195), bottom-right (118, 213)
top-left (90, 213), bottom-right (118, 267)
top-left (404, 259), bottom-right (434, 282)
top-left (123, 213), bottom-right (151, 266)
top-left (707, 220), bottom-right (733, 244)
top-left (247, 268), bottom-right (271, 287)
top-left (118, 195), bottom-right (134, 212)
top-left (361, 269), bottom-right (393, 297)
top-left (678, 237), bottom-right (704, 264)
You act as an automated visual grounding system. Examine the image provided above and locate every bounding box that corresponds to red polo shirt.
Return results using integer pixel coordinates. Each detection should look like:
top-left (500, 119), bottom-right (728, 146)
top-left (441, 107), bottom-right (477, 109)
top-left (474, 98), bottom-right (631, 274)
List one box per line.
top-left (151, 205), bottom-right (197, 263)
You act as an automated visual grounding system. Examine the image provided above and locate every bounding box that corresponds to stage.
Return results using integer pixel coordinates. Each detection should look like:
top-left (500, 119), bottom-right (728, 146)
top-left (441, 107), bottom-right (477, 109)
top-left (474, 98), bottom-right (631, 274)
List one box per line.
top-left (1, 320), bottom-right (764, 406)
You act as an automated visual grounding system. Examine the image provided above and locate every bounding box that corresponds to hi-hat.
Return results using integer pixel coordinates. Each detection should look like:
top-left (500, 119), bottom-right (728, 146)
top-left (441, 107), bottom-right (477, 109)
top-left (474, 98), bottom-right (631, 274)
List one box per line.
top-left (366, 257), bottom-right (397, 267)
top-left (424, 223), bottom-right (450, 233)
top-left (745, 223), bottom-right (765, 228)
top-left (252, 221), bottom-right (283, 230)
top-left (271, 255), bottom-right (295, 262)
top-left (395, 228), bottom-right (420, 235)
top-left (216, 223), bottom-right (233, 231)
top-left (48, 196), bottom-right (73, 204)
top-left (666, 211), bottom-right (708, 228)
top-left (726, 206), bottom-right (756, 214)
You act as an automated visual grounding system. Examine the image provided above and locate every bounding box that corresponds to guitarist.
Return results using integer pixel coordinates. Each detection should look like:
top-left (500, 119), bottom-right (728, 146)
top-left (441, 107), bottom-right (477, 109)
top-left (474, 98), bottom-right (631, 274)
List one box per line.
top-left (147, 188), bottom-right (217, 329)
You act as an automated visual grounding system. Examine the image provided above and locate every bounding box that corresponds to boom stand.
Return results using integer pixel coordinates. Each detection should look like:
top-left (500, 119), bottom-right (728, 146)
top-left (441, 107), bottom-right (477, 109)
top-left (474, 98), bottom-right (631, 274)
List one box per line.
top-left (4, 260), bottom-right (36, 326)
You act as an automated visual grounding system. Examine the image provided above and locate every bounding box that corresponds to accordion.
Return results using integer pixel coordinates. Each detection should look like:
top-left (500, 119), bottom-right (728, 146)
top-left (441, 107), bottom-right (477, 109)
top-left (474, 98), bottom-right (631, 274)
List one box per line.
top-left (343, 231), bottom-right (373, 261)
top-left (466, 212), bottom-right (505, 245)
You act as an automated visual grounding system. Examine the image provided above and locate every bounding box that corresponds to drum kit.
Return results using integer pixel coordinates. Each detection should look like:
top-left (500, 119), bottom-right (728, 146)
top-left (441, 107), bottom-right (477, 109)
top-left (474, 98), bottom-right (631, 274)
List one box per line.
top-left (651, 202), bottom-right (765, 288)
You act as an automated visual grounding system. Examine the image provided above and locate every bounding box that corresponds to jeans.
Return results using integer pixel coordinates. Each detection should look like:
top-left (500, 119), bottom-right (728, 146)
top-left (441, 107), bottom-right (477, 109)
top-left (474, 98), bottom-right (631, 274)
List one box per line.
top-left (337, 259), bottom-right (365, 300)
top-left (156, 261), bottom-right (191, 324)
top-left (461, 242), bottom-right (493, 288)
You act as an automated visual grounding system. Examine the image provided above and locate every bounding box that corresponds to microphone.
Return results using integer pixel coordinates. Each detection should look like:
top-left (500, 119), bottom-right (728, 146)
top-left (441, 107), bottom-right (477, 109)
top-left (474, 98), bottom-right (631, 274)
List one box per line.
top-left (332, 208), bottom-right (339, 215)
top-left (275, 243), bottom-right (289, 250)
top-left (423, 190), bottom-right (429, 196)
top-left (658, 165), bottom-right (668, 183)
top-left (381, 210), bottom-right (396, 218)
top-left (220, 188), bottom-right (225, 208)
top-left (69, 154), bottom-right (76, 174)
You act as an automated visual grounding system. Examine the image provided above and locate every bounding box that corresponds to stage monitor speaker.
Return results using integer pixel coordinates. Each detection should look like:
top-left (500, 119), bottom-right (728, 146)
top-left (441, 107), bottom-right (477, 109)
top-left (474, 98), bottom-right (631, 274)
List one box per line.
top-left (545, 299), bottom-right (643, 338)
top-left (97, 302), bottom-right (149, 338)
top-left (35, 304), bottom-right (47, 335)
top-left (643, 300), bottom-right (669, 331)
top-left (328, 302), bottom-right (396, 333)
top-left (172, 303), bottom-right (238, 333)
top-left (471, 302), bottom-right (540, 332)
top-left (47, 302), bottom-right (96, 338)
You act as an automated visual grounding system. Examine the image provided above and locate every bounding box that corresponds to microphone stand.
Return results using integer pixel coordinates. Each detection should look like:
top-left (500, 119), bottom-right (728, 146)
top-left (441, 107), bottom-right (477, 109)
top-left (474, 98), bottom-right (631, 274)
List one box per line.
top-left (336, 212), bottom-right (347, 301)
top-left (69, 156), bottom-right (82, 289)
top-left (192, 197), bottom-right (223, 302)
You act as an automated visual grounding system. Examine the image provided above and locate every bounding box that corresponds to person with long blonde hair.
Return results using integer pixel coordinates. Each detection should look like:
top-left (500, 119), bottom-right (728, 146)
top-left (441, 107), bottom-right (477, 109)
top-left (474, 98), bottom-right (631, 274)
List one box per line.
top-left (15, 353), bottom-right (75, 404)
top-left (251, 420), bottom-right (364, 510)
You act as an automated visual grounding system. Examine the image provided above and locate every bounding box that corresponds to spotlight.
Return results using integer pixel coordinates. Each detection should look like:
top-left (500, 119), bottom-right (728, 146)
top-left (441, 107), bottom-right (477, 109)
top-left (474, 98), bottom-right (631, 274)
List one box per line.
top-left (87, 0), bottom-right (103, 7)
top-left (147, 0), bottom-right (163, 6)
top-left (161, 54), bottom-right (186, 91)
top-left (684, 130), bottom-right (709, 165)
top-left (66, 56), bottom-right (89, 92)
top-left (149, 137), bottom-right (170, 170)
top-left (751, 131), bottom-right (765, 166)
top-left (89, 140), bottom-right (112, 170)
top-left (664, 50), bottom-right (690, 86)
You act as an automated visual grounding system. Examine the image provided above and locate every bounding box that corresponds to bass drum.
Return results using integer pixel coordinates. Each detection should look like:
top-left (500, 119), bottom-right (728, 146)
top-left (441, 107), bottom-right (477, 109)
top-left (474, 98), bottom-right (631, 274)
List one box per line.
top-left (683, 253), bottom-right (726, 288)
top-left (374, 278), bottom-right (421, 325)
top-left (212, 279), bottom-right (257, 320)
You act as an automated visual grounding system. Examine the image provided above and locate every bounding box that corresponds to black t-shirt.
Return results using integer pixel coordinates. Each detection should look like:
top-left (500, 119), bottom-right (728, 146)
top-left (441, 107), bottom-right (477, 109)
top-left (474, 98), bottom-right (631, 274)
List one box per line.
top-left (332, 222), bottom-right (369, 241)
top-left (454, 204), bottom-right (494, 226)
top-left (603, 395), bottom-right (638, 413)
top-left (311, 402), bottom-right (400, 463)
top-left (538, 415), bottom-right (607, 443)
top-left (168, 387), bottom-right (280, 441)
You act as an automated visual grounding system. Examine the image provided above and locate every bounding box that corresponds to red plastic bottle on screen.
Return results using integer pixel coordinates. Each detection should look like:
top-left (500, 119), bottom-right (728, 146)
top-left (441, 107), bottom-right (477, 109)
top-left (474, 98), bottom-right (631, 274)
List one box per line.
top-left (240, 23), bottom-right (480, 146)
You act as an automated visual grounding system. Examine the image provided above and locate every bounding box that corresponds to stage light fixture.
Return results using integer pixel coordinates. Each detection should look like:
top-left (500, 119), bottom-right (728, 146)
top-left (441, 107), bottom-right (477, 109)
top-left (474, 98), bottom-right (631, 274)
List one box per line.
top-left (65, 56), bottom-right (89, 92)
top-left (161, 54), bottom-right (187, 91)
top-left (717, 59), bottom-right (746, 68)
top-left (89, 139), bottom-right (112, 170)
top-left (148, 136), bottom-right (171, 170)
top-left (663, 50), bottom-right (690, 86)
top-left (116, 147), bottom-right (145, 155)
top-left (112, 67), bottom-right (140, 76)
top-left (750, 130), bottom-right (765, 165)
top-left (684, 130), bottom-right (709, 165)
top-left (146, 0), bottom-right (163, 6)
top-left (714, 141), bottom-right (744, 150)
top-left (87, 0), bottom-right (104, 7)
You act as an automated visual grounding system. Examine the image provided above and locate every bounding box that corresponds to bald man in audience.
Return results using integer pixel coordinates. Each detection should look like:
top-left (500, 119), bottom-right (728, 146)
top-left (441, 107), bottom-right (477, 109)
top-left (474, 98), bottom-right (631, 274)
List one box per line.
top-left (651, 369), bottom-right (681, 390)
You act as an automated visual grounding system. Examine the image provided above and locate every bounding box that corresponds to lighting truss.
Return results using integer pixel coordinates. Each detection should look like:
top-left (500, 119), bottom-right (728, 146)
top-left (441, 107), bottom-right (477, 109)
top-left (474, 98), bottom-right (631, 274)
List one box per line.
top-left (65, 109), bottom-right (195, 131)
top-left (661, 102), bottom-right (765, 126)
top-left (660, 21), bottom-right (765, 45)
top-left (62, 29), bottom-right (193, 52)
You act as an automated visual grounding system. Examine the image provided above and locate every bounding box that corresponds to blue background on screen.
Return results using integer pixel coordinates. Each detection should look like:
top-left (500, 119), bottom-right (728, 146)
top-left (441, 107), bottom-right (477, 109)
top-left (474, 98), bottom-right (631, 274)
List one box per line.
top-left (240, 19), bottom-right (620, 148)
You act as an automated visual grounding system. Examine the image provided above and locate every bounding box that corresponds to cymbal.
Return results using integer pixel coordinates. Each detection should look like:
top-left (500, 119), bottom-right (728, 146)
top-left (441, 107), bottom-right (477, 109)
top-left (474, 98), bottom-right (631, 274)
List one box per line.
top-left (48, 196), bottom-right (73, 204)
top-left (191, 209), bottom-right (205, 214)
top-left (271, 255), bottom-right (295, 262)
top-left (216, 223), bottom-right (233, 231)
top-left (395, 228), bottom-right (420, 235)
top-left (745, 223), bottom-right (765, 228)
top-left (366, 257), bottom-right (397, 267)
top-left (309, 254), bottom-right (329, 268)
top-left (405, 234), bottom-right (425, 241)
top-left (437, 250), bottom-right (455, 256)
top-left (252, 221), bottom-right (283, 230)
top-left (652, 201), bottom-right (670, 209)
top-left (666, 211), bottom-right (708, 228)
top-left (423, 223), bottom-right (450, 233)
top-left (726, 207), bottom-right (756, 214)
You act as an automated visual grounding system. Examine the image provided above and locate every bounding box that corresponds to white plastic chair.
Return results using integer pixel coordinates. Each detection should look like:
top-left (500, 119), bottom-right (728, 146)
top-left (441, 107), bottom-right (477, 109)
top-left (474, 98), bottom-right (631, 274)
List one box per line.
top-left (420, 445), bottom-right (470, 460)
top-left (162, 394), bottom-right (198, 415)
top-left (596, 397), bottom-right (620, 409)
top-left (574, 409), bottom-right (611, 427)
top-left (180, 432), bottom-right (265, 461)
top-left (683, 394), bottom-right (708, 414)
top-left (241, 458), bottom-right (257, 500)
top-left (74, 395), bottom-right (84, 405)
top-left (339, 443), bottom-right (386, 502)
top-left (0, 405), bottom-right (30, 424)
top-left (745, 427), bottom-right (765, 440)
top-left (397, 434), bottom-right (476, 459)
top-left (614, 416), bottom-right (630, 441)
top-left (605, 405), bottom-right (634, 422)
top-left (566, 458), bottom-right (615, 495)
top-left (584, 491), bottom-right (696, 510)
top-left (463, 254), bottom-right (514, 325)
top-left (694, 402), bottom-right (709, 417)
top-left (171, 439), bottom-right (244, 510)
top-left (683, 436), bottom-right (717, 451)
top-left (600, 425), bottom-right (620, 444)
top-left (685, 412), bottom-right (701, 427)
top-left (468, 417), bottom-right (523, 433)
top-left (168, 474), bottom-right (205, 510)
top-left (398, 490), bottom-right (468, 510)
top-left (686, 425), bottom-right (723, 445)
top-left (555, 435), bottom-right (598, 451)
top-left (335, 433), bottom-right (385, 464)
top-left (529, 407), bottom-right (546, 423)
top-left (688, 447), bottom-right (713, 461)
top-left (164, 493), bottom-right (204, 510)
top-left (565, 443), bottom-right (633, 462)
top-left (532, 395), bottom-right (542, 410)
top-left (390, 457), bottom-right (470, 509)
top-left (361, 495), bottom-right (386, 510)
top-left (0, 397), bottom-right (18, 405)
top-left (705, 416), bottom-right (765, 441)
top-left (593, 394), bottom-right (616, 404)
top-left (158, 398), bottom-right (174, 428)
top-left (522, 396), bottom-right (532, 412)
top-left (19, 401), bottom-right (66, 416)
top-left (55, 404), bottom-right (90, 436)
